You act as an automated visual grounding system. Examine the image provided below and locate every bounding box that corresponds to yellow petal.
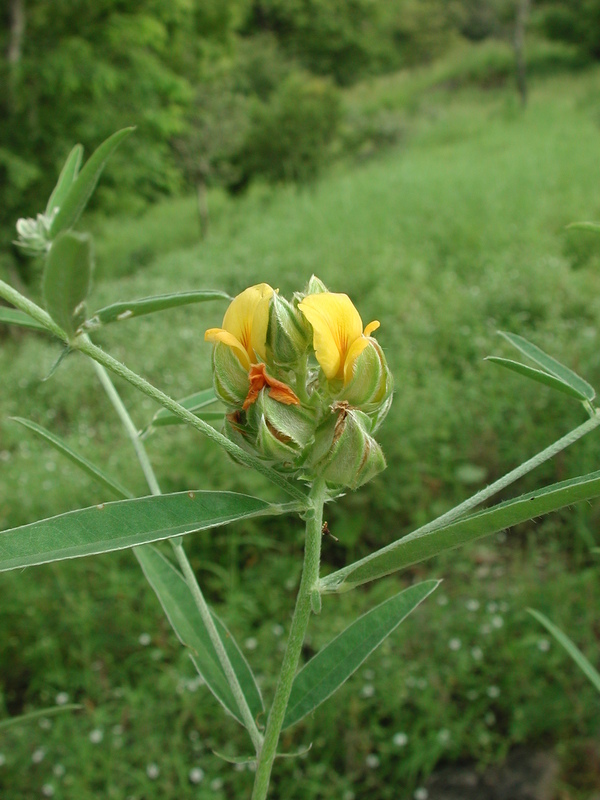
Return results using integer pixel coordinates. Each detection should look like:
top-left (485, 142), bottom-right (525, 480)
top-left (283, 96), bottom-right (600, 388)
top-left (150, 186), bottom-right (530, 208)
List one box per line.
top-left (299, 292), bottom-right (364, 380)
top-left (343, 336), bottom-right (371, 384)
top-left (364, 320), bottom-right (380, 337)
top-left (205, 328), bottom-right (250, 370)
top-left (250, 290), bottom-right (273, 363)
top-left (218, 283), bottom-right (274, 365)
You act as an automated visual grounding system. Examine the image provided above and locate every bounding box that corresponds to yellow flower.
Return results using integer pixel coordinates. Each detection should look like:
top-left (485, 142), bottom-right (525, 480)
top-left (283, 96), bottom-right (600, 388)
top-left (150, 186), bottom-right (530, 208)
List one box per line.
top-left (298, 292), bottom-right (380, 382)
top-left (205, 283), bottom-right (274, 370)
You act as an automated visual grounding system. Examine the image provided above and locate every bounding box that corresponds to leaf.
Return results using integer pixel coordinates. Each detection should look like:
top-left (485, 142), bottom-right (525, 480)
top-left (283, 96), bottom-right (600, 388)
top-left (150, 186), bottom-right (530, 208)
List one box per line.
top-left (10, 416), bottom-right (133, 500)
top-left (499, 331), bottom-right (595, 402)
top-left (45, 144), bottom-right (84, 217)
top-left (136, 546), bottom-right (264, 727)
top-left (321, 469), bottom-right (600, 592)
top-left (0, 704), bottom-right (82, 731)
top-left (145, 388), bottom-right (220, 431)
top-left (50, 128), bottom-right (134, 237)
top-left (485, 357), bottom-right (589, 401)
top-left (85, 290), bottom-right (231, 329)
top-left (566, 221), bottom-right (600, 234)
top-left (283, 580), bottom-right (439, 729)
top-left (0, 307), bottom-right (47, 332)
top-left (43, 231), bottom-right (93, 337)
top-left (528, 608), bottom-right (600, 694)
top-left (0, 491), bottom-right (273, 572)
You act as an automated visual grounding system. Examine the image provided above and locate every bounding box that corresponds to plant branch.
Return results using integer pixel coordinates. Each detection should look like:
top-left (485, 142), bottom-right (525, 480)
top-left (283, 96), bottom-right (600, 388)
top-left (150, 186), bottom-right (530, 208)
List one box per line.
top-left (92, 358), bottom-right (263, 753)
top-left (172, 538), bottom-right (264, 753)
top-left (251, 477), bottom-right (326, 800)
top-left (0, 280), bottom-right (307, 503)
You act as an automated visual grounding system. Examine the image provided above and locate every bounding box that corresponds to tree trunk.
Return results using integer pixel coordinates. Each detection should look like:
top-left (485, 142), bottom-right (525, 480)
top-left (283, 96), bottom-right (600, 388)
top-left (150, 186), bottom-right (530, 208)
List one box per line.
top-left (514, 0), bottom-right (531, 107)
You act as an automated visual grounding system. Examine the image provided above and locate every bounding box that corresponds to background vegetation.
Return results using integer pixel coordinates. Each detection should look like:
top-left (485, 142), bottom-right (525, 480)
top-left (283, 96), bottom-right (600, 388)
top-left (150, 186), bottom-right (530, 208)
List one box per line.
top-left (1, 2), bottom-right (600, 798)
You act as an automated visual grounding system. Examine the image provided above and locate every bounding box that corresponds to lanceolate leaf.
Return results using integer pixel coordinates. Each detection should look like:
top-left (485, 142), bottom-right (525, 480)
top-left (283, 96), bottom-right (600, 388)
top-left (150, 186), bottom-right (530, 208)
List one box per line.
top-left (45, 144), bottom-right (84, 217)
top-left (528, 608), bottom-right (600, 693)
top-left (283, 580), bottom-right (439, 729)
top-left (145, 388), bottom-right (220, 431)
top-left (499, 331), bottom-right (595, 402)
top-left (10, 416), bottom-right (133, 500)
top-left (50, 128), bottom-right (134, 237)
top-left (0, 491), bottom-right (273, 572)
top-left (85, 290), bottom-right (231, 329)
top-left (136, 546), bottom-right (264, 727)
top-left (321, 469), bottom-right (600, 592)
top-left (485, 357), bottom-right (589, 401)
top-left (0, 308), bottom-right (47, 332)
top-left (43, 231), bottom-right (93, 337)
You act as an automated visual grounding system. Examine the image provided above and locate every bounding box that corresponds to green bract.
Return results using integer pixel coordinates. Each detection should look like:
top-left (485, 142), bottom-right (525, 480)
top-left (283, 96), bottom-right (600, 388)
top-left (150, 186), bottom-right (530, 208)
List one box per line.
top-left (205, 278), bottom-right (393, 490)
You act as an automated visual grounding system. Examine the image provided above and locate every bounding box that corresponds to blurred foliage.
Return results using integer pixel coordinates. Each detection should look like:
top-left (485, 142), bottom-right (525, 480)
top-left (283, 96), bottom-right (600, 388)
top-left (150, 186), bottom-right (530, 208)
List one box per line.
top-left (2, 60), bottom-right (600, 799)
top-left (4, 0), bottom-right (600, 268)
top-left (535, 0), bottom-right (600, 59)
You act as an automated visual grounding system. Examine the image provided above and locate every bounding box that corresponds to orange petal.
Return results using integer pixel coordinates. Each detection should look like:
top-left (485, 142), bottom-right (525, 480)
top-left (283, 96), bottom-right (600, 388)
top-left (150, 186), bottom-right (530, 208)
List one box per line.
top-left (243, 363), bottom-right (300, 410)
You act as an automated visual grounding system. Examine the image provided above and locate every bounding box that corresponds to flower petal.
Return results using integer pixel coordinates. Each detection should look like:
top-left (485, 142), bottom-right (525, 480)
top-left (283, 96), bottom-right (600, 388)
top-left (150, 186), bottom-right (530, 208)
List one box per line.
top-left (222, 283), bottom-right (274, 363)
top-left (364, 320), bottom-right (380, 337)
top-left (299, 293), bottom-right (363, 380)
top-left (343, 336), bottom-right (371, 384)
top-left (205, 328), bottom-right (250, 370)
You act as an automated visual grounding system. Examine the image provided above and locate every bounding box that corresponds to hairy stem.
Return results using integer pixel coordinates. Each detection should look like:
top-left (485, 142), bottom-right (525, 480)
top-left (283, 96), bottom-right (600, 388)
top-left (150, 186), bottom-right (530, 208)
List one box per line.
top-left (322, 409), bottom-right (600, 591)
top-left (93, 358), bottom-right (263, 753)
top-left (251, 477), bottom-right (326, 800)
top-left (0, 280), bottom-right (307, 503)
top-left (172, 538), bottom-right (264, 753)
top-left (91, 358), bottom-right (161, 496)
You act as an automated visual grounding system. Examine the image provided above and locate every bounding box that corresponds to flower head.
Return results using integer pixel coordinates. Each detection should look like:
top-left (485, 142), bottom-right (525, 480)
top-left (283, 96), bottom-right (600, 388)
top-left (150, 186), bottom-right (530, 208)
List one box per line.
top-left (298, 292), bottom-right (380, 382)
top-left (205, 283), bottom-right (273, 370)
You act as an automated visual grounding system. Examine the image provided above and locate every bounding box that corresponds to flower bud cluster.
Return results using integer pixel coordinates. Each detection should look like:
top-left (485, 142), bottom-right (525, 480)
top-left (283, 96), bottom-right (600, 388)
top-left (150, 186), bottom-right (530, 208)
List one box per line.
top-left (205, 278), bottom-right (393, 490)
top-left (15, 210), bottom-right (58, 256)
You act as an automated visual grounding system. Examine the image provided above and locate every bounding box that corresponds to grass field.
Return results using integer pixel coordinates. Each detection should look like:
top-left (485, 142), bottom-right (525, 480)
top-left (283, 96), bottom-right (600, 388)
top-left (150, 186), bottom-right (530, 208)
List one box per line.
top-left (1, 63), bottom-right (600, 798)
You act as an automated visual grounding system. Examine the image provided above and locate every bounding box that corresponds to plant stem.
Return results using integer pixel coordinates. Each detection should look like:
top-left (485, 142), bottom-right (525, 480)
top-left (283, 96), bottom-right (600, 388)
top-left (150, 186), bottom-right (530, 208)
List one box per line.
top-left (93, 359), bottom-right (264, 754)
top-left (0, 280), bottom-right (307, 503)
top-left (251, 477), bottom-right (326, 800)
top-left (91, 358), bottom-right (161, 496)
top-left (322, 409), bottom-right (600, 591)
top-left (171, 538), bottom-right (264, 753)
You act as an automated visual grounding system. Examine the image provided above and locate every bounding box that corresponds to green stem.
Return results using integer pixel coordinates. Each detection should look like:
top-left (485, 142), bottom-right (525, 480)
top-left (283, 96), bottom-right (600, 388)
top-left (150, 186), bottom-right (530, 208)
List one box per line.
top-left (251, 477), bottom-right (326, 800)
top-left (0, 280), bottom-right (307, 504)
top-left (171, 538), bottom-right (264, 753)
top-left (93, 358), bottom-right (264, 753)
top-left (322, 409), bottom-right (600, 592)
top-left (91, 358), bottom-right (161, 496)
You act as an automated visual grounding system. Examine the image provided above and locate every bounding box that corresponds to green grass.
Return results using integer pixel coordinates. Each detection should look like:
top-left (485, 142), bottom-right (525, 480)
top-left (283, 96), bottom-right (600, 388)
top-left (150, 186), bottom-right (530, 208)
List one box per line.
top-left (2, 64), bottom-right (600, 798)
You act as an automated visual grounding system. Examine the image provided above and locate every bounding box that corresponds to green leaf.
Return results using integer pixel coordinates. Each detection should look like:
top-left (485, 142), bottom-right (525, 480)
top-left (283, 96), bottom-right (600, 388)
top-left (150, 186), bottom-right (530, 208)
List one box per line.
top-left (485, 357), bottom-right (589, 401)
top-left (85, 290), bottom-right (231, 329)
top-left (0, 307), bottom-right (47, 332)
top-left (566, 221), bottom-right (600, 234)
top-left (321, 469), bottom-right (600, 592)
top-left (0, 491), bottom-right (273, 572)
top-left (283, 580), bottom-right (439, 729)
top-left (144, 388), bottom-right (220, 432)
top-left (10, 416), bottom-right (133, 500)
top-left (528, 608), bottom-right (600, 693)
top-left (45, 144), bottom-right (84, 217)
top-left (499, 331), bottom-right (595, 402)
top-left (50, 128), bottom-right (134, 237)
top-left (136, 546), bottom-right (264, 727)
top-left (0, 704), bottom-right (82, 731)
top-left (43, 231), bottom-right (93, 337)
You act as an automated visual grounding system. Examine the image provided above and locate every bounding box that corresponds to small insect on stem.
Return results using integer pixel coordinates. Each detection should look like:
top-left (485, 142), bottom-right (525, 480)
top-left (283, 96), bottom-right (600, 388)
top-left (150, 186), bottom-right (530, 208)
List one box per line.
top-left (321, 521), bottom-right (339, 542)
